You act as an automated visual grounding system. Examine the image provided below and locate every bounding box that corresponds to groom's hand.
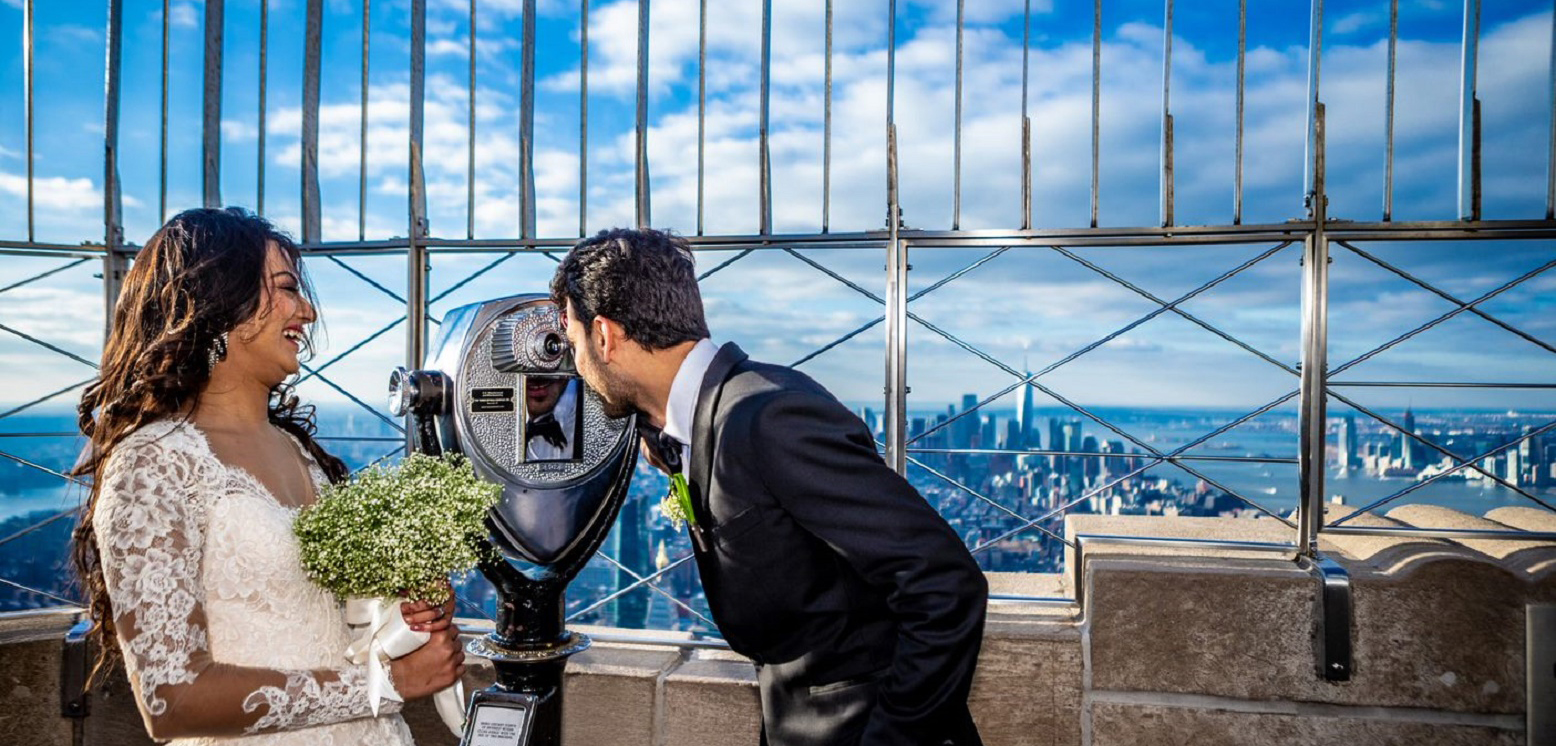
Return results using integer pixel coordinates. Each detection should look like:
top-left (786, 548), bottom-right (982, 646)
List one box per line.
top-left (402, 596), bottom-right (456, 633)
top-left (387, 626), bottom-right (465, 700)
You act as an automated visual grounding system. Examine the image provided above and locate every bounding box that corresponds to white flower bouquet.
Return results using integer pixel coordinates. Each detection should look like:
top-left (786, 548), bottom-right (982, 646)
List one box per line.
top-left (293, 453), bottom-right (501, 734)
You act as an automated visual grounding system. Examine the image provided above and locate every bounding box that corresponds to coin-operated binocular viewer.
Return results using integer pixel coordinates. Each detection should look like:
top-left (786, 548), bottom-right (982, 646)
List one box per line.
top-left (389, 294), bottom-right (636, 746)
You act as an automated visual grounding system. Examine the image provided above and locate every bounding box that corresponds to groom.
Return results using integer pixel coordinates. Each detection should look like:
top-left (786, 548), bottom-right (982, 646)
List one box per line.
top-left (551, 228), bottom-right (987, 746)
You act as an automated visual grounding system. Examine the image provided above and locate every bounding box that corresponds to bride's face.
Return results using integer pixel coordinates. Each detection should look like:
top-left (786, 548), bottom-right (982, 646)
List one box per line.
top-left (222, 243), bottom-right (316, 386)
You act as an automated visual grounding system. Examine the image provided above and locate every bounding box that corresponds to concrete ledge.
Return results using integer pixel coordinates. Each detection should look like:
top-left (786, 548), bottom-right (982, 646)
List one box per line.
top-left (1089, 699), bottom-right (1521, 746)
top-left (662, 649), bottom-right (762, 746)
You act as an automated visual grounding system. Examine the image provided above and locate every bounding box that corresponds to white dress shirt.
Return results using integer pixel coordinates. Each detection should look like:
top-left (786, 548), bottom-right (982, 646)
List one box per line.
top-left (661, 338), bottom-right (718, 468)
top-left (525, 380), bottom-right (579, 461)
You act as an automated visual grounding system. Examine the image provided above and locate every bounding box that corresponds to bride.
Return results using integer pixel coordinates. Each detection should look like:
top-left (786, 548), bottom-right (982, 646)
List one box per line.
top-left (71, 207), bottom-right (463, 744)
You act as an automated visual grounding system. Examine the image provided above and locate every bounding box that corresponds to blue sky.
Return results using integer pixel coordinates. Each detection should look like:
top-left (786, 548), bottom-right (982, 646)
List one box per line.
top-left (0, 0), bottom-right (1552, 419)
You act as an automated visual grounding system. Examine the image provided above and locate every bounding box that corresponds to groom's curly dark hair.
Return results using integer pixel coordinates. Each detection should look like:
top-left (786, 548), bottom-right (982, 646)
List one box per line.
top-left (550, 227), bottom-right (709, 350)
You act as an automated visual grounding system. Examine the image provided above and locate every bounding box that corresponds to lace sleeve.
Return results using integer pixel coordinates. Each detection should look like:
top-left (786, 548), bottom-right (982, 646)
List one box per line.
top-left (93, 430), bottom-right (402, 740)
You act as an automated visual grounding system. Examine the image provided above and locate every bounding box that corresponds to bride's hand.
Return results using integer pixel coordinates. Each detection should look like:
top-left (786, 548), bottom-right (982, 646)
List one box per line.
top-left (388, 625), bottom-right (465, 700)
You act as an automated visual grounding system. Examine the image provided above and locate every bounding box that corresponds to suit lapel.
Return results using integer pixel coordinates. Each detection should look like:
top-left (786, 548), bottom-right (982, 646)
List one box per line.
top-left (689, 342), bottom-right (747, 522)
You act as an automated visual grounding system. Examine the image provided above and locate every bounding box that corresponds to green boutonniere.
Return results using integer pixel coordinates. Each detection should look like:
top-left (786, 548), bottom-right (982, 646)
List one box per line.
top-left (661, 472), bottom-right (696, 529)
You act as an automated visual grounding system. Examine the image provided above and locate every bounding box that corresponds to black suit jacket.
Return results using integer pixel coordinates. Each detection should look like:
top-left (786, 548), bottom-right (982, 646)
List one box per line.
top-left (681, 342), bottom-right (987, 746)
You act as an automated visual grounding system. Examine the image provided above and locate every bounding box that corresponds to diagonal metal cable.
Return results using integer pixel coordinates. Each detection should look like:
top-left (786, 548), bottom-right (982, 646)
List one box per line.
top-left (950, 390), bottom-right (1305, 556)
top-left (1052, 245), bottom-right (1299, 375)
top-left (591, 552), bottom-right (718, 628)
top-left (429, 252), bottom-right (519, 307)
top-left (0, 322), bottom-right (98, 369)
top-left (788, 246), bottom-right (1014, 368)
top-left (296, 317), bottom-right (406, 385)
top-left (298, 363), bottom-right (405, 433)
top-left (453, 593), bottom-right (494, 621)
top-left (910, 241), bottom-right (1293, 448)
top-left (566, 553), bottom-right (697, 623)
top-left (1336, 241), bottom-right (1556, 357)
top-left (0, 377), bottom-right (95, 421)
top-left (0, 574), bottom-right (75, 606)
top-left (905, 454), bottom-right (1073, 547)
top-left (0, 258), bottom-right (91, 296)
top-left (697, 249), bottom-right (755, 281)
top-left (0, 448), bottom-right (86, 486)
top-left (350, 445), bottom-right (407, 477)
top-left (1326, 402), bottom-right (1556, 523)
top-left (0, 506), bottom-right (81, 550)
top-left (905, 311), bottom-right (1294, 524)
top-left (1327, 256), bottom-right (1556, 379)
top-left (327, 256), bottom-right (407, 304)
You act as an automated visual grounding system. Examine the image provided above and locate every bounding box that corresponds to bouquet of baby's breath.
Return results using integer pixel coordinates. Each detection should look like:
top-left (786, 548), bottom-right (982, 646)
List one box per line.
top-left (294, 453), bottom-right (501, 605)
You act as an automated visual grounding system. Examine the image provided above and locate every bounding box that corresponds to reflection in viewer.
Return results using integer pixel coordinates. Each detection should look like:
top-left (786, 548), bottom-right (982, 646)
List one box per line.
top-left (523, 376), bottom-right (581, 462)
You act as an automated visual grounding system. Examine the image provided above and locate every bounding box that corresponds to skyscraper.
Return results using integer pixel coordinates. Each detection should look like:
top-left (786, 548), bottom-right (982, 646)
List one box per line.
top-left (1015, 370), bottom-right (1035, 450)
top-left (1399, 407), bottom-right (1419, 470)
top-left (1338, 413), bottom-right (1357, 474)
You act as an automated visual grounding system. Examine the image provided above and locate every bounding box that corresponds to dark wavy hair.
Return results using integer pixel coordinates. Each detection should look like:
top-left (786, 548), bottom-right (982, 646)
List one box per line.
top-left (549, 227), bottom-right (709, 350)
top-left (70, 207), bottom-right (347, 684)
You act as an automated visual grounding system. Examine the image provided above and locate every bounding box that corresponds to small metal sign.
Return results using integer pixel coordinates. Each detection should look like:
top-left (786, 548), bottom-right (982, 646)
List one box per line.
top-left (460, 694), bottom-right (537, 746)
top-left (1531, 605), bottom-right (1555, 746)
top-left (471, 387), bottom-right (516, 413)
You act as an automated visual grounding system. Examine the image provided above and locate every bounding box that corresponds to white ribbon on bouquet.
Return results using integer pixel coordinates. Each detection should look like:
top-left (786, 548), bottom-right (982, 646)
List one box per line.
top-left (344, 597), bottom-right (467, 737)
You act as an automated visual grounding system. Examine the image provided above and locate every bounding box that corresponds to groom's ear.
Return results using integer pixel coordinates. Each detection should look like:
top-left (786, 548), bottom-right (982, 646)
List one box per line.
top-left (593, 315), bottom-right (625, 363)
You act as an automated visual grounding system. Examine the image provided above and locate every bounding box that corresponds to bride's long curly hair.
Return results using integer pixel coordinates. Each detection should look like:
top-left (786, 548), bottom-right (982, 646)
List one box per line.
top-left (71, 207), bottom-right (348, 684)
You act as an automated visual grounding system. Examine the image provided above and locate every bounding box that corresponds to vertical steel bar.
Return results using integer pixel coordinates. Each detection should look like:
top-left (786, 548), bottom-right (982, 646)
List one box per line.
top-left (258, 0), bottom-right (268, 216)
top-left (302, 0), bottom-right (322, 243)
top-left (409, 0), bottom-right (429, 375)
top-left (953, 0), bottom-right (964, 230)
top-left (1091, 0), bottom-right (1101, 228)
top-left (203, 0), bottom-right (225, 208)
top-left (1298, 103), bottom-right (1330, 556)
top-left (635, 0), bottom-right (651, 228)
top-left (104, 0), bottom-right (127, 335)
top-left (520, 0), bottom-right (536, 239)
top-left (696, 0), bottom-right (705, 235)
top-left (888, 0), bottom-right (896, 125)
top-left (359, 0), bottom-right (370, 240)
top-left (1549, 2), bottom-right (1556, 220)
top-left (1160, 0), bottom-right (1173, 227)
top-left (467, 0), bottom-right (476, 240)
top-left (759, 0), bottom-right (772, 235)
top-left (1457, 0), bottom-right (1481, 221)
top-left (160, 0), bottom-right (170, 222)
top-left (885, 125), bottom-right (906, 474)
top-left (823, 0), bottom-right (833, 233)
top-left (1234, 0), bottom-right (1245, 225)
top-left (1021, 0), bottom-right (1031, 230)
top-left (1303, 0), bottom-right (1322, 208)
top-left (581, 0), bottom-right (590, 237)
top-left (1384, 0), bottom-right (1397, 221)
top-left (24, 0), bottom-right (34, 241)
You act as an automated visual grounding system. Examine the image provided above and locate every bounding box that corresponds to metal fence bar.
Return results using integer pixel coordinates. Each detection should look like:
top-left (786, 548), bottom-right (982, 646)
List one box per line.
top-left (885, 126), bottom-right (907, 473)
top-left (1297, 104), bottom-right (1329, 557)
top-left (258, 0), bottom-right (269, 216)
top-left (1234, 0), bottom-right (1245, 224)
top-left (1091, 0), bottom-right (1101, 228)
top-left (634, 0), bottom-right (650, 228)
top-left (467, 0), bottom-right (477, 241)
top-left (519, 0), bottom-right (537, 240)
top-left (0, 259), bottom-right (90, 297)
top-left (581, 0), bottom-right (590, 237)
top-left (160, 0), bottom-right (169, 221)
top-left (1549, 4), bottom-right (1556, 220)
top-left (0, 378), bottom-right (95, 421)
top-left (202, 0), bottom-right (224, 208)
top-left (1458, 0), bottom-right (1480, 221)
top-left (1160, 0), bottom-right (1173, 227)
top-left (359, 0), bottom-right (369, 240)
top-left (759, 0), bottom-right (773, 235)
top-left (408, 0), bottom-right (429, 382)
top-left (1303, 0), bottom-right (1322, 209)
top-left (24, 0), bottom-right (34, 241)
top-left (1384, 0), bottom-right (1398, 221)
top-left (953, 0), bottom-right (964, 230)
top-left (887, 0), bottom-right (896, 125)
top-left (303, 0), bottom-right (322, 243)
top-left (695, 0), bottom-right (704, 235)
top-left (823, 0), bottom-right (833, 233)
top-left (1021, 0), bottom-right (1032, 229)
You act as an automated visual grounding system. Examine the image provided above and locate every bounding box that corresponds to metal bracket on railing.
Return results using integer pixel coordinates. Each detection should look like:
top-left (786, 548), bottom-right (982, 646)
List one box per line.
top-left (60, 619), bottom-right (91, 719)
top-left (1299, 553), bottom-right (1352, 682)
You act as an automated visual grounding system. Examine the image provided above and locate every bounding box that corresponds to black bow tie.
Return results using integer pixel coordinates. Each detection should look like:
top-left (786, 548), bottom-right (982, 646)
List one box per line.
top-left (527, 414), bottom-right (566, 450)
top-left (639, 423), bottom-right (685, 473)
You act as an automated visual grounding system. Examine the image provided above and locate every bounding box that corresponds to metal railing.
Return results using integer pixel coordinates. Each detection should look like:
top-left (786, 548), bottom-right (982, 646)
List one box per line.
top-left (2, 0), bottom-right (1554, 627)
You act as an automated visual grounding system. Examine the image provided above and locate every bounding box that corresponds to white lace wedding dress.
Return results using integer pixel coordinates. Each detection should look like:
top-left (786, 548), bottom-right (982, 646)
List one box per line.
top-left (93, 418), bottom-right (415, 745)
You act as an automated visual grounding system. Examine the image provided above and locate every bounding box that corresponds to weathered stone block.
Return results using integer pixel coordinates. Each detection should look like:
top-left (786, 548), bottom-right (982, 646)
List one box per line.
top-left (563, 643), bottom-right (682, 746)
top-left (663, 651), bottom-right (761, 746)
top-left (1089, 701), bottom-right (1521, 746)
top-left (970, 623), bottom-right (1083, 746)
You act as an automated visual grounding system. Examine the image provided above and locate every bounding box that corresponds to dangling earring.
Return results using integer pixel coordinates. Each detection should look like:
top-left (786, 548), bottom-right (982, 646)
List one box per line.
top-left (207, 331), bottom-right (229, 372)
